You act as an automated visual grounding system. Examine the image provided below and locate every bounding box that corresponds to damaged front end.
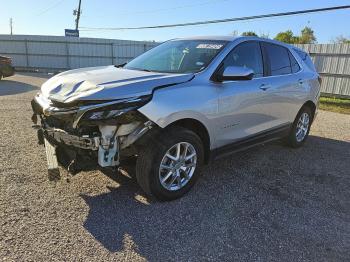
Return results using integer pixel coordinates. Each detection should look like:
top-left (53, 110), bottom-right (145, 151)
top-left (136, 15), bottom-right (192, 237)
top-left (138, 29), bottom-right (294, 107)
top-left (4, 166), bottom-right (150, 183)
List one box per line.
top-left (31, 93), bottom-right (154, 179)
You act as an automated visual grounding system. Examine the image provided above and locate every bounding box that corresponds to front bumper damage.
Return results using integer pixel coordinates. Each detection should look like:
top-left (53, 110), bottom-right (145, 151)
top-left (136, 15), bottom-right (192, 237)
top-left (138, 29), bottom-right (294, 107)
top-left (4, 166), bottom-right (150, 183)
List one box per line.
top-left (31, 93), bottom-right (154, 179)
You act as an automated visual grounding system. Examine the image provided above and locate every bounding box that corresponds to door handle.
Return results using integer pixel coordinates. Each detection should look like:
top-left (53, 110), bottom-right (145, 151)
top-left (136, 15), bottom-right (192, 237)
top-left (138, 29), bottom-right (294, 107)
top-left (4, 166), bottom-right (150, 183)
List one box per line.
top-left (259, 84), bottom-right (272, 91)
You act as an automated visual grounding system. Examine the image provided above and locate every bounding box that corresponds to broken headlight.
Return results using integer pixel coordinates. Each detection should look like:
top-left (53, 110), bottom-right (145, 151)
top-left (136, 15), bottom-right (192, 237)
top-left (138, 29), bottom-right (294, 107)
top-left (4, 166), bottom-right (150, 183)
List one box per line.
top-left (81, 95), bottom-right (151, 122)
top-left (85, 107), bottom-right (136, 120)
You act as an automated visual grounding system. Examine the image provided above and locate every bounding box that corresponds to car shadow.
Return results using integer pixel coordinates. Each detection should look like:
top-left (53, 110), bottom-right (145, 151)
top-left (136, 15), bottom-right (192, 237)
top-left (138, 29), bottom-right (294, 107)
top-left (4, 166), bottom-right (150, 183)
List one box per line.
top-left (0, 73), bottom-right (50, 96)
top-left (0, 79), bottom-right (37, 96)
top-left (80, 135), bottom-right (350, 261)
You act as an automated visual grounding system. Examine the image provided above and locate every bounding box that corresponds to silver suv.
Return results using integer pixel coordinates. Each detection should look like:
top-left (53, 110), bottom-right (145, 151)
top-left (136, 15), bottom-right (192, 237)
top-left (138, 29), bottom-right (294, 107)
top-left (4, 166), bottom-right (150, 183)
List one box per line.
top-left (31, 36), bottom-right (320, 200)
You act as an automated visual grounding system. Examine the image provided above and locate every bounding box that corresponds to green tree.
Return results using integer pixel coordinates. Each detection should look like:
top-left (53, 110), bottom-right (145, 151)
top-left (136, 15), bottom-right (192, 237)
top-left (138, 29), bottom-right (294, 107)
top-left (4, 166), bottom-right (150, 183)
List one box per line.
top-left (333, 35), bottom-right (350, 44)
top-left (274, 27), bottom-right (316, 44)
top-left (241, 31), bottom-right (258, 37)
top-left (299, 26), bottom-right (316, 44)
top-left (274, 30), bottom-right (299, 44)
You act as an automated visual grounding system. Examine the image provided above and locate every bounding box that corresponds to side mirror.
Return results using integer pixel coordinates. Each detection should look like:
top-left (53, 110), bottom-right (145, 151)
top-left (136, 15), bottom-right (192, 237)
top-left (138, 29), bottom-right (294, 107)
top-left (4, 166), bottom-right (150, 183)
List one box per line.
top-left (218, 66), bottom-right (254, 81)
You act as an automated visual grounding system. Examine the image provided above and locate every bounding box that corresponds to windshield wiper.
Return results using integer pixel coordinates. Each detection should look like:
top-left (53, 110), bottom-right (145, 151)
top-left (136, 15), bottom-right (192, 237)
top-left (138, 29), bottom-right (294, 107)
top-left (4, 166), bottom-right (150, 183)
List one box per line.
top-left (126, 67), bottom-right (153, 72)
top-left (114, 63), bottom-right (126, 68)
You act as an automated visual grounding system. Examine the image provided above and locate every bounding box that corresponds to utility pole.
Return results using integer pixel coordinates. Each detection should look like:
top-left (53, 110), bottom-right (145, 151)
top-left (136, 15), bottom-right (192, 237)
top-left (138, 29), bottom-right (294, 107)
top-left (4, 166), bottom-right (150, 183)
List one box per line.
top-left (74, 0), bottom-right (82, 30)
top-left (9, 18), bottom-right (13, 35)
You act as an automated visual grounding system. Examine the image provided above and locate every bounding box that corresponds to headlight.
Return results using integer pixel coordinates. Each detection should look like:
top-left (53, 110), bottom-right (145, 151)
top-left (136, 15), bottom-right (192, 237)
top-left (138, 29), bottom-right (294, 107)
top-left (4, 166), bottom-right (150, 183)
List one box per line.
top-left (85, 107), bottom-right (136, 120)
top-left (81, 95), bottom-right (151, 122)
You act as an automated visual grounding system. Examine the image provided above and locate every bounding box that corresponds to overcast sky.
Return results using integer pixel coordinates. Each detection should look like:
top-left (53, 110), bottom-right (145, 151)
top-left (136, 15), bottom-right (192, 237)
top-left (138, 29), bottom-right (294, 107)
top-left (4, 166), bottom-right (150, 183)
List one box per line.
top-left (1, 0), bottom-right (350, 42)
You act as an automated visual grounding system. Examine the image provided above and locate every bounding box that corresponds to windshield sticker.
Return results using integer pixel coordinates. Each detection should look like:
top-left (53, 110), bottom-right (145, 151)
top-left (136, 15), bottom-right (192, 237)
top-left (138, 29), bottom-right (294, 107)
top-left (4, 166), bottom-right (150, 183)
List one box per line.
top-left (196, 44), bottom-right (223, 49)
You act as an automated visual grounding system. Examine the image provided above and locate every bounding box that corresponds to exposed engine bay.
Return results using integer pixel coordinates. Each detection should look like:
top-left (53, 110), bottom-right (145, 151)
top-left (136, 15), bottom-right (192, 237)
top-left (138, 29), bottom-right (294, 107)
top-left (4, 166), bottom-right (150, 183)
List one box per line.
top-left (31, 92), bottom-right (155, 178)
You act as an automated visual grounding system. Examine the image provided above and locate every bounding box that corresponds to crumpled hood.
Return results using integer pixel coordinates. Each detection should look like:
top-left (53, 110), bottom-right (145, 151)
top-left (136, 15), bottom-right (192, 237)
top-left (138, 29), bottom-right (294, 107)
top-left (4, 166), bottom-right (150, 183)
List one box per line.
top-left (41, 65), bottom-right (194, 103)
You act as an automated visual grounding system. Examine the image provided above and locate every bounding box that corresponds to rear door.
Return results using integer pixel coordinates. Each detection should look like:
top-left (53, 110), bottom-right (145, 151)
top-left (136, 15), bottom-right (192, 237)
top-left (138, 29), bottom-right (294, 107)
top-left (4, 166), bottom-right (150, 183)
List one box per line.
top-left (260, 42), bottom-right (305, 124)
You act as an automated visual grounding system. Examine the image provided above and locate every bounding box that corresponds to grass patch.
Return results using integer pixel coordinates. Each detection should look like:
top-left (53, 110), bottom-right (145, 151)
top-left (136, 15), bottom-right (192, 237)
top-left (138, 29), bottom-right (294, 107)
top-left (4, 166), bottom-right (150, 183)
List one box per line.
top-left (319, 96), bottom-right (350, 114)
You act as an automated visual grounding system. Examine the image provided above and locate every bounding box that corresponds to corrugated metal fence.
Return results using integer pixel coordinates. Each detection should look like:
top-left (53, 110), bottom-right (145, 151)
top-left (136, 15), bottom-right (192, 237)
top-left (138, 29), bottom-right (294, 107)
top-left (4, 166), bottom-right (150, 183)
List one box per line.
top-left (295, 43), bottom-right (350, 97)
top-left (0, 35), bottom-right (349, 97)
top-left (0, 34), bottom-right (158, 72)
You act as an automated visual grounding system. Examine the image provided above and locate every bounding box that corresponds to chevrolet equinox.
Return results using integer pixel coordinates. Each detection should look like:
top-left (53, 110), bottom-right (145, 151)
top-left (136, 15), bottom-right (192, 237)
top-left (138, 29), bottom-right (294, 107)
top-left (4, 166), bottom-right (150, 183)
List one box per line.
top-left (31, 36), bottom-right (320, 200)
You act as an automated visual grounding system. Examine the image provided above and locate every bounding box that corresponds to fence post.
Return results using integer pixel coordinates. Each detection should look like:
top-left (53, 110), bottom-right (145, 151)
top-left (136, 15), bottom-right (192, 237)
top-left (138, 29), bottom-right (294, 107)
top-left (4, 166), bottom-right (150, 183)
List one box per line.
top-left (24, 39), bottom-right (29, 68)
top-left (65, 41), bottom-right (70, 69)
top-left (111, 43), bottom-right (114, 64)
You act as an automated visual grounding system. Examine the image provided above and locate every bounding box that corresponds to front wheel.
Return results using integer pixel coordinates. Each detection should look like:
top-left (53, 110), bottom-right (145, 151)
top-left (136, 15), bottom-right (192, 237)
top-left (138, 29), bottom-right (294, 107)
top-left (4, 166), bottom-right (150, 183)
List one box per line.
top-left (286, 106), bottom-right (313, 148)
top-left (135, 127), bottom-right (204, 201)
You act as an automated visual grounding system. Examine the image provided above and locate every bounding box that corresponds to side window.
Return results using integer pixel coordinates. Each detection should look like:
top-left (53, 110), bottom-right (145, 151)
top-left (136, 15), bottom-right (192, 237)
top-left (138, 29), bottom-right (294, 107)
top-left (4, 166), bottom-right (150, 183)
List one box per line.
top-left (221, 41), bottom-right (263, 78)
top-left (264, 43), bottom-right (292, 76)
top-left (288, 52), bottom-right (300, 73)
top-left (294, 49), bottom-right (316, 72)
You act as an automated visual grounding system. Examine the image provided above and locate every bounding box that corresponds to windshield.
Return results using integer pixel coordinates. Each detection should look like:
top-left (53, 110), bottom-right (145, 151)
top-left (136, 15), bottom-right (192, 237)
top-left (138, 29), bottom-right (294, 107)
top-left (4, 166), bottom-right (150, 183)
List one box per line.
top-left (124, 40), bottom-right (227, 74)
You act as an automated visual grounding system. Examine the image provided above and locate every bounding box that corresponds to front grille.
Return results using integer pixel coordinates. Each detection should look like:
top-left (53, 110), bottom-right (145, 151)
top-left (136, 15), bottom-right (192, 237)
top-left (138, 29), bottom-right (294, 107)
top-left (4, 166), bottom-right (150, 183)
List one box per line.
top-left (43, 115), bottom-right (99, 137)
top-left (44, 115), bottom-right (76, 133)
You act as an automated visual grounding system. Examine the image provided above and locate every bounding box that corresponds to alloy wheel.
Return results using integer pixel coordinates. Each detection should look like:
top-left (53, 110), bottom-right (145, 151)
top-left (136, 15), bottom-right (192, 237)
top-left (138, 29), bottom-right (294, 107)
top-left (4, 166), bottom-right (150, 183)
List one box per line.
top-left (159, 142), bottom-right (197, 191)
top-left (295, 112), bottom-right (310, 142)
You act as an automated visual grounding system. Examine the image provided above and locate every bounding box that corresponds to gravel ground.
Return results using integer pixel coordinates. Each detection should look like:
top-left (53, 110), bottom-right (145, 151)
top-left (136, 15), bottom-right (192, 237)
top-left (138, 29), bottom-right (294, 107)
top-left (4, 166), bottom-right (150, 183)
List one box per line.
top-left (1, 73), bottom-right (350, 261)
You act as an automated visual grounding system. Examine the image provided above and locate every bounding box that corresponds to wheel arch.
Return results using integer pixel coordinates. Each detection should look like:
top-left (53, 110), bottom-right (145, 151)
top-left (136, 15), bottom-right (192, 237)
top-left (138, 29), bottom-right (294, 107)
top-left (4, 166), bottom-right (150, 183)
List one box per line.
top-left (302, 100), bottom-right (317, 122)
top-left (165, 118), bottom-right (211, 164)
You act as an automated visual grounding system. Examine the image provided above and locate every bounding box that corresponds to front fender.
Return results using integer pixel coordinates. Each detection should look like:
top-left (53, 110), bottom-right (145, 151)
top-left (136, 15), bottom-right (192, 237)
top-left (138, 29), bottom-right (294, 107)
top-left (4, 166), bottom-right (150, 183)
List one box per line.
top-left (137, 82), bottom-right (218, 148)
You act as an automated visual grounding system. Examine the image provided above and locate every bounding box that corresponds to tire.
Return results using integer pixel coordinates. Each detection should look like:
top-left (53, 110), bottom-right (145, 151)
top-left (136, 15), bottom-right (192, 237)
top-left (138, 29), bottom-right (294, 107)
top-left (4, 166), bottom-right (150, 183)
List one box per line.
top-left (286, 106), bottom-right (313, 148)
top-left (135, 126), bottom-right (204, 201)
top-left (118, 156), bottom-right (137, 179)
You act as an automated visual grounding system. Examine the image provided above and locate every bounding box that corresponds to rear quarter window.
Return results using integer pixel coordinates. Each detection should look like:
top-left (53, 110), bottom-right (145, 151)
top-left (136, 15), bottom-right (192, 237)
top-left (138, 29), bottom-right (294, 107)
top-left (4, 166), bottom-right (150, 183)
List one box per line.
top-left (288, 52), bottom-right (301, 73)
top-left (294, 49), bottom-right (316, 72)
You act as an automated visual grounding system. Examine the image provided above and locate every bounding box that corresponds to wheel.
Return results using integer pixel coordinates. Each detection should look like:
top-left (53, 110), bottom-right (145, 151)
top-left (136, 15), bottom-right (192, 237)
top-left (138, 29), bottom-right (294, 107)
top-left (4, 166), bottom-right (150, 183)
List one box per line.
top-left (135, 127), bottom-right (204, 201)
top-left (286, 106), bottom-right (313, 148)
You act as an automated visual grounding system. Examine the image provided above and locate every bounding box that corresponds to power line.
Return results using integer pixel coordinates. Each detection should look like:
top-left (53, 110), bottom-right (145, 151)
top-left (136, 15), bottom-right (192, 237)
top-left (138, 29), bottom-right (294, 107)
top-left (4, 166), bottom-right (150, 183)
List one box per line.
top-left (80, 5), bottom-right (350, 31)
top-left (124, 0), bottom-right (229, 15)
top-left (82, 0), bottom-right (230, 18)
top-left (36, 0), bottom-right (66, 16)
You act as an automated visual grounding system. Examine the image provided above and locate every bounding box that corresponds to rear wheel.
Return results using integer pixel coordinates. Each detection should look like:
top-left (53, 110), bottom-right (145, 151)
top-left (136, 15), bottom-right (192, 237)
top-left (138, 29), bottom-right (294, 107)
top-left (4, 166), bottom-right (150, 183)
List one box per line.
top-left (286, 106), bottom-right (313, 148)
top-left (135, 127), bottom-right (204, 201)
